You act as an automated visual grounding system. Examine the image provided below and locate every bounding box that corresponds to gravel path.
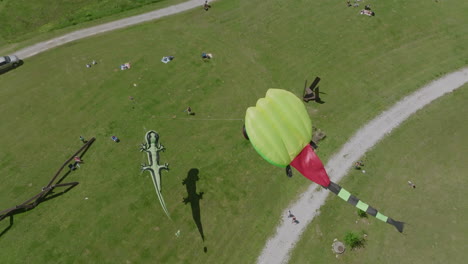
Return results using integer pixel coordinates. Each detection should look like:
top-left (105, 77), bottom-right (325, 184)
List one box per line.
top-left (15, 0), bottom-right (208, 59)
top-left (257, 68), bottom-right (468, 264)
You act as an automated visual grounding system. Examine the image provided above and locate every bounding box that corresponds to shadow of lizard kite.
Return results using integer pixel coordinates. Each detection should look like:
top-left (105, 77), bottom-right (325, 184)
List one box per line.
top-left (183, 168), bottom-right (205, 241)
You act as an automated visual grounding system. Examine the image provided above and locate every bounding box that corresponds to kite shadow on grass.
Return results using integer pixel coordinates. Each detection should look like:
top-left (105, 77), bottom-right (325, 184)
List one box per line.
top-left (314, 88), bottom-right (326, 104)
top-left (0, 215), bottom-right (14, 238)
top-left (0, 181), bottom-right (78, 239)
top-left (0, 138), bottom-right (96, 238)
top-left (303, 78), bottom-right (326, 104)
top-left (182, 168), bottom-right (205, 242)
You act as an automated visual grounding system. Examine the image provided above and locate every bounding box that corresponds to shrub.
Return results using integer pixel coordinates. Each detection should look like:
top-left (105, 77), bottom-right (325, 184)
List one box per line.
top-left (344, 231), bottom-right (364, 249)
top-left (357, 209), bottom-right (368, 218)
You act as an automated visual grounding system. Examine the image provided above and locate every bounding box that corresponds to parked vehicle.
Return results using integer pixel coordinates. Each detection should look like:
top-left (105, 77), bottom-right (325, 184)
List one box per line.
top-left (0, 55), bottom-right (20, 71)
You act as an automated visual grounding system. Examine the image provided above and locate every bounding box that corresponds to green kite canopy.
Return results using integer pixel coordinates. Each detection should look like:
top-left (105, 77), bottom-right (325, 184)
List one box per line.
top-left (245, 89), bottom-right (312, 167)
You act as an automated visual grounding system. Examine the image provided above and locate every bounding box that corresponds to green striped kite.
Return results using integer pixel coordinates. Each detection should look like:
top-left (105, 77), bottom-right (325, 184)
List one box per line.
top-left (244, 89), bottom-right (404, 232)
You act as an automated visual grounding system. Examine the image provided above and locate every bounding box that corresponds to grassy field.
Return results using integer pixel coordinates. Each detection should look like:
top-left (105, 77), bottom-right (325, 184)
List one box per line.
top-left (288, 84), bottom-right (468, 264)
top-left (0, 0), bottom-right (186, 54)
top-left (0, 0), bottom-right (467, 263)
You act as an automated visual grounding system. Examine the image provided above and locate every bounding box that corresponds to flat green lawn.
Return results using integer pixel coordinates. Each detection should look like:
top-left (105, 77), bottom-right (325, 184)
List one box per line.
top-left (289, 84), bottom-right (468, 264)
top-left (0, 0), bottom-right (186, 54)
top-left (0, 0), bottom-right (467, 263)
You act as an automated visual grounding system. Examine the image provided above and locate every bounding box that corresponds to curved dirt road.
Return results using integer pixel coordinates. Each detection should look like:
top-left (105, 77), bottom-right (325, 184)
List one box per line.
top-left (15, 0), bottom-right (208, 59)
top-left (257, 68), bottom-right (468, 264)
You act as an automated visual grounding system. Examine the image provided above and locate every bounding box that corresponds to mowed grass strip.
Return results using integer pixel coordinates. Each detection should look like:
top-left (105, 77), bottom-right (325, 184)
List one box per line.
top-left (288, 85), bottom-right (468, 264)
top-left (0, 0), bottom-right (467, 263)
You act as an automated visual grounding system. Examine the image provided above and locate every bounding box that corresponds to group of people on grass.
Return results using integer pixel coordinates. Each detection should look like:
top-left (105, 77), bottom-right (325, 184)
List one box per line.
top-left (76, 0), bottom-right (211, 171)
top-left (347, 1), bottom-right (375, 16)
top-left (85, 60), bottom-right (97, 68)
top-left (360, 7), bottom-right (375, 17)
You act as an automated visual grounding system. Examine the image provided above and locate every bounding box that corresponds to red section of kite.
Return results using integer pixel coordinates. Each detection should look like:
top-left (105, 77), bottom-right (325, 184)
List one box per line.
top-left (290, 145), bottom-right (330, 187)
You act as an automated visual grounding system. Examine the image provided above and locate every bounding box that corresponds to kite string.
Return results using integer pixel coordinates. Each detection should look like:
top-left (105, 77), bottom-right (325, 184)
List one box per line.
top-left (152, 117), bottom-right (244, 121)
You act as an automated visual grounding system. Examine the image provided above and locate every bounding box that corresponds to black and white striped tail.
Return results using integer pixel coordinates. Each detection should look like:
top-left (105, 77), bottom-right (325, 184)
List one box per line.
top-left (327, 181), bottom-right (404, 232)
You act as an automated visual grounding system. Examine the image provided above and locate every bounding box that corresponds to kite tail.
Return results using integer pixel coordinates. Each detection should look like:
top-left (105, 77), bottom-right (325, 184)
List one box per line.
top-left (149, 173), bottom-right (171, 220)
top-left (327, 181), bottom-right (404, 232)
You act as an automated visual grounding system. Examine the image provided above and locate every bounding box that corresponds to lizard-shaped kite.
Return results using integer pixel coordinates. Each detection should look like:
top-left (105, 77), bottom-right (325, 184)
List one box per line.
top-left (140, 130), bottom-right (170, 218)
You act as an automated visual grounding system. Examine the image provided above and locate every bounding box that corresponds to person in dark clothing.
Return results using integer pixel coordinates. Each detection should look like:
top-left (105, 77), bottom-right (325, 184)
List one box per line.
top-left (203, 1), bottom-right (211, 11)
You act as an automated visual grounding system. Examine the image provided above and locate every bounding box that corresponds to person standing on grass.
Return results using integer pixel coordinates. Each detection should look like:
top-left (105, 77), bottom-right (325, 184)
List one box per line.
top-left (80, 136), bottom-right (86, 144)
top-left (203, 1), bottom-right (211, 11)
top-left (185, 106), bottom-right (193, 115)
top-left (68, 163), bottom-right (77, 171)
top-left (354, 161), bottom-right (364, 170)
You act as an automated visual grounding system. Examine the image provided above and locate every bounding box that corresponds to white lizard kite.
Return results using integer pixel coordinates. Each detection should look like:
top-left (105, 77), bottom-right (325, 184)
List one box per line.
top-left (140, 131), bottom-right (170, 218)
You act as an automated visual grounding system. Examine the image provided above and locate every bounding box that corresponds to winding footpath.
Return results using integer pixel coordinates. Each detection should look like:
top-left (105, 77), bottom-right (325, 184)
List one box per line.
top-left (16, 0), bottom-right (208, 59)
top-left (9, 1), bottom-right (468, 263)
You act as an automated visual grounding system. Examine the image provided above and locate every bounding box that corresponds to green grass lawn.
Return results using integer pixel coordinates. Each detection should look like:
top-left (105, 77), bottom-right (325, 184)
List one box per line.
top-left (288, 84), bottom-right (468, 264)
top-left (0, 0), bottom-right (467, 263)
top-left (0, 0), bottom-right (186, 54)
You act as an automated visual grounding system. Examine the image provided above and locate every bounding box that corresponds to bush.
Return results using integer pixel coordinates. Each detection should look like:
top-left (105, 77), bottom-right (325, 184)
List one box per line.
top-left (344, 231), bottom-right (364, 249)
top-left (357, 209), bottom-right (368, 218)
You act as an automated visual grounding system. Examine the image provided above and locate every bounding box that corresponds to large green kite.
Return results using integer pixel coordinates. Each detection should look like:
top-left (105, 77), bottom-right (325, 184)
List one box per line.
top-left (244, 89), bottom-right (404, 232)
